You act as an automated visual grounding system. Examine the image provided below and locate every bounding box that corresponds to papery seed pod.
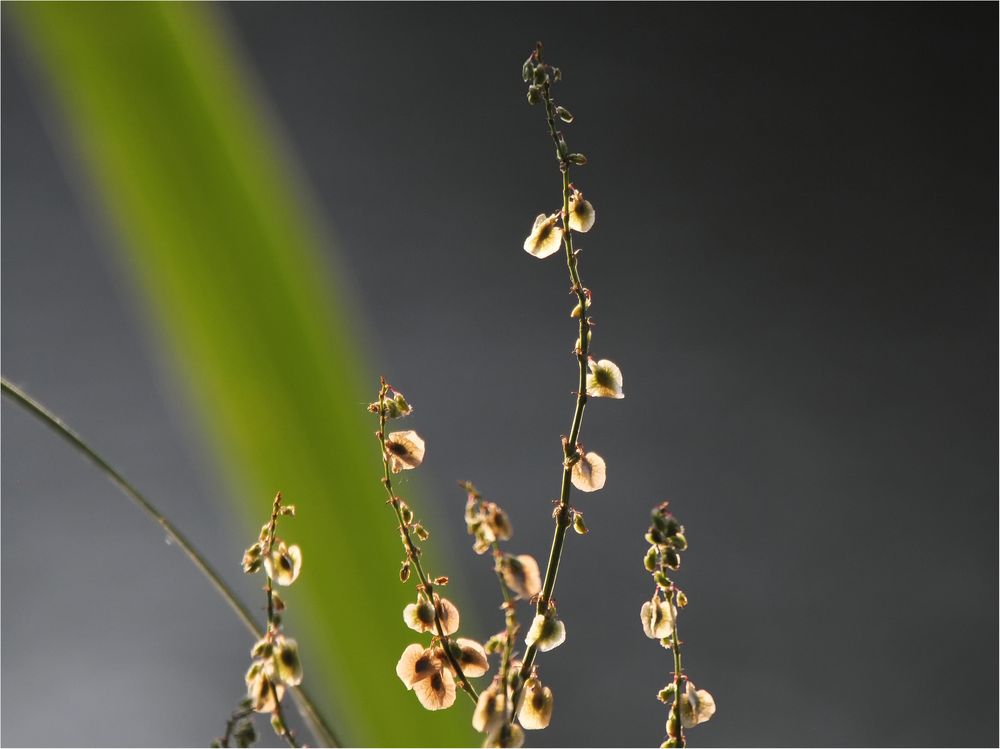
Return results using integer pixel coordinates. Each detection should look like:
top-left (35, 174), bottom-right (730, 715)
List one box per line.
top-left (242, 543), bottom-right (263, 574)
top-left (641, 597), bottom-right (676, 640)
top-left (524, 213), bottom-right (564, 259)
top-left (665, 549), bottom-right (681, 570)
top-left (396, 643), bottom-right (440, 689)
top-left (483, 632), bottom-right (505, 654)
top-left (527, 86), bottom-right (541, 105)
top-left (434, 596), bottom-right (461, 635)
top-left (413, 667), bottom-right (457, 711)
top-left (404, 599), bottom-right (437, 633)
top-left (522, 59), bottom-right (534, 83)
top-left (657, 683), bottom-right (677, 704)
top-left (654, 571), bottom-right (671, 589)
top-left (672, 533), bottom-right (688, 551)
top-left (394, 392), bottom-right (411, 415)
top-left (586, 358), bottom-right (623, 399)
top-left (666, 713), bottom-right (679, 738)
top-left (413, 523), bottom-right (430, 541)
top-left (532, 66), bottom-right (547, 84)
top-left (644, 546), bottom-right (658, 572)
top-left (572, 512), bottom-right (589, 535)
top-left (647, 527), bottom-right (667, 545)
top-left (280, 505), bottom-right (296, 517)
top-left (568, 153), bottom-right (588, 165)
top-left (383, 399), bottom-right (402, 418)
top-left (274, 638), bottom-right (303, 686)
top-left (264, 542), bottom-right (303, 586)
top-left (571, 451), bottom-right (606, 492)
top-left (400, 502), bottom-right (414, 525)
top-left (270, 713), bottom-right (286, 736)
top-left (233, 720), bottom-right (257, 748)
top-left (385, 430), bottom-right (426, 472)
top-left (571, 301), bottom-right (585, 318)
top-left (664, 515), bottom-right (682, 536)
top-left (568, 190), bottom-right (596, 233)
top-left (472, 683), bottom-right (505, 734)
top-left (556, 105), bottom-right (574, 123)
top-left (677, 590), bottom-right (689, 608)
top-left (452, 637), bottom-right (489, 677)
top-left (400, 561), bottom-right (411, 582)
top-left (251, 637), bottom-right (273, 659)
top-left (518, 676), bottom-right (554, 730)
top-left (525, 610), bottom-right (566, 652)
top-left (680, 681), bottom-right (717, 729)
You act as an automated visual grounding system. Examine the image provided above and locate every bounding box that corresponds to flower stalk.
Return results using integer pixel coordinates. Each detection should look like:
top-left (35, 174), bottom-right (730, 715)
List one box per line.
top-left (372, 378), bottom-right (479, 705)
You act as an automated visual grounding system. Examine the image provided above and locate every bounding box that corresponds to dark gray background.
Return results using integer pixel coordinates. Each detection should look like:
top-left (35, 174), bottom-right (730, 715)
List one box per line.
top-left (3, 4), bottom-right (997, 747)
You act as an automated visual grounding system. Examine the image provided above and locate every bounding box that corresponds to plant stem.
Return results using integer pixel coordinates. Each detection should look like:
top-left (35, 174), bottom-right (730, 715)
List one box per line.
top-left (375, 379), bottom-right (479, 704)
top-left (516, 45), bottom-right (592, 694)
top-left (669, 587), bottom-right (686, 747)
top-left (1, 377), bottom-right (340, 748)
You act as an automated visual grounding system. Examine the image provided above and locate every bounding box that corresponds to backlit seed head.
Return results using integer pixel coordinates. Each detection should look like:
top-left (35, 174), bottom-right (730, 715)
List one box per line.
top-left (666, 714), bottom-right (679, 739)
top-left (524, 213), bottom-right (564, 259)
top-left (472, 684), bottom-right (505, 734)
top-left (403, 599), bottom-right (437, 633)
top-left (435, 596), bottom-right (461, 636)
top-left (251, 637), bottom-right (273, 660)
top-left (274, 638), bottom-right (303, 686)
top-left (452, 637), bottom-right (489, 678)
top-left (644, 546), bottom-right (658, 572)
top-left (242, 543), bottom-right (263, 574)
top-left (396, 643), bottom-right (441, 689)
top-left (484, 722), bottom-right (524, 748)
top-left (525, 610), bottom-right (566, 652)
top-left (571, 451), bottom-right (607, 492)
top-left (264, 542), bottom-right (302, 586)
top-left (568, 190), bottom-right (595, 233)
top-left (641, 597), bottom-right (677, 640)
top-left (680, 681), bottom-right (717, 729)
top-left (246, 669), bottom-right (284, 714)
top-left (269, 713), bottom-right (286, 736)
top-left (586, 358), bottom-right (624, 399)
top-left (414, 666), bottom-right (457, 711)
top-left (385, 430), bottom-right (426, 472)
top-left (501, 554), bottom-right (542, 600)
top-left (393, 392), bottom-right (412, 415)
top-left (518, 677), bottom-right (553, 730)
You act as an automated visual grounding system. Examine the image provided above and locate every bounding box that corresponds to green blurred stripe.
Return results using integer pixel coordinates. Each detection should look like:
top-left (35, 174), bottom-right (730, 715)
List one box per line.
top-left (13, 3), bottom-right (472, 745)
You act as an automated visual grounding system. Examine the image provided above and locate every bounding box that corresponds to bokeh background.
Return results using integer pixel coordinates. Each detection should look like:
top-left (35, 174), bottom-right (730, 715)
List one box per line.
top-left (3, 3), bottom-right (996, 747)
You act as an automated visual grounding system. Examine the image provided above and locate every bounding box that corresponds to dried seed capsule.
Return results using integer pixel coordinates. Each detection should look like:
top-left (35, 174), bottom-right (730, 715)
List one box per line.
top-left (556, 105), bottom-right (574, 123)
top-left (644, 546), bottom-right (658, 572)
top-left (572, 513), bottom-right (589, 535)
top-left (567, 153), bottom-right (588, 166)
top-left (400, 561), bottom-right (411, 582)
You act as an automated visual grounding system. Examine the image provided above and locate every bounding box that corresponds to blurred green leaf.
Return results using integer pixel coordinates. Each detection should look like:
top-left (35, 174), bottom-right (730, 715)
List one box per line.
top-left (14, 3), bottom-right (473, 745)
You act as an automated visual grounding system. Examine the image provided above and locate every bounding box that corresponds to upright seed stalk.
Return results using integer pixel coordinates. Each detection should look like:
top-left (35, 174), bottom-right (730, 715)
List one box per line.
top-left (516, 43), bottom-right (591, 690)
top-left (374, 378), bottom-right (479, 704)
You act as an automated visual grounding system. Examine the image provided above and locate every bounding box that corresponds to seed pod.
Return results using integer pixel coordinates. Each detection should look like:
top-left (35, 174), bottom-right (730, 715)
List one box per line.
top-left (556, 106), bottom-right (574, 123)
top-left (400, 502), bottom-right (414, 525)
top-left (527, 86), bottom-right (541, 106)
top-left (413, 523), bottom-right (430, 541)
top-left (654, 571), bottom-right (671, 589)
top-left (644, 546), bottom-right (658, 572)
top-left (657, 683), bottom-right (677, 704)
top-left (665, 549), bottom-right (681, 570)
top-left (572, 513), bottom-right (589, 535)
top-left (533, 66), bottom-right (547, 84)
top-left (671, 533), bottom-right (688, 551)
top-left (400, 561), bottom-right (411, 583)
top-left (677, 590), bottom-right (688, 608)
top-left (568, 153), bottom-right (588, 166)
